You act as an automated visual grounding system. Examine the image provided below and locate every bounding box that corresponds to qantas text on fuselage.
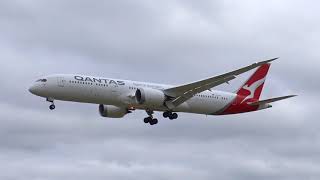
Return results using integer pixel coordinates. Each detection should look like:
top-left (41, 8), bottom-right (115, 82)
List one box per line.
top-left (29, 58), bottom-right (296, 126)
top-left (74, 76), bottom-right (125, 86)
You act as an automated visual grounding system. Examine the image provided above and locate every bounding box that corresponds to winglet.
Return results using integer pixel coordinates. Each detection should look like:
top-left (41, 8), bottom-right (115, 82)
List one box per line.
top-left (256, 57), bottom-right (279, 66)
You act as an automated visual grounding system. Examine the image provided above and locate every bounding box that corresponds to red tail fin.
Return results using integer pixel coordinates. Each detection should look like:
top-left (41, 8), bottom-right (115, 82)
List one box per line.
top-left (221, 63), bottom-right (271, 115)
top-left (236, 63), bottom-right (271, 103)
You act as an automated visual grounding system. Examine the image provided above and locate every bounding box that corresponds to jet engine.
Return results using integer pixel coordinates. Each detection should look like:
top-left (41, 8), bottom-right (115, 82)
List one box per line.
top-left (135, 88), bottom-right (166, 107)
top-left (99, 105), bottom-right (129, 118)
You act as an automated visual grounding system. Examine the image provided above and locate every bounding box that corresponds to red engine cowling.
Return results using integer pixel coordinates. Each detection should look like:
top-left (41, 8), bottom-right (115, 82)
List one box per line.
top-left (99, 105), bottom-right (128, 118)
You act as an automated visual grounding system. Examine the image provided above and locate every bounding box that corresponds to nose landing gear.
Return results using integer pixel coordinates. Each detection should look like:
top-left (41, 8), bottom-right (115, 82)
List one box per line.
top-left (47, 98), bottom-right (55, 110)
top-left (49, 104), bottom-right (56, 110)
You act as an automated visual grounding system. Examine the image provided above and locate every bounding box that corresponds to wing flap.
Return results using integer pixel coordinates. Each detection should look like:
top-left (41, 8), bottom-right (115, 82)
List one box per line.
top-left (165, 75), bottom-right (236, 109)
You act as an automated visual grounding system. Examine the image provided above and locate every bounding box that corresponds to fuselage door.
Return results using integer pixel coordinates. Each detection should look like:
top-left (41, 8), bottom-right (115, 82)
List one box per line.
top-left (57, 77), bottom-right (66, 87)
top-left (108, 80), bottom-right (123, 100)
top-left (110, 82), bottom-right (120, 95)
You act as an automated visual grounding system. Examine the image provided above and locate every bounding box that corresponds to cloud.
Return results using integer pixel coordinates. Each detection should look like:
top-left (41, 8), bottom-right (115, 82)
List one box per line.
top-left (0, 0), bottom-right (319, 180)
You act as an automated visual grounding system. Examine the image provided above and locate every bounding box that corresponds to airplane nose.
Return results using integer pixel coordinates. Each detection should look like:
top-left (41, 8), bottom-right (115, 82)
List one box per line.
top-left (28, 85), bottom-right (37, 95)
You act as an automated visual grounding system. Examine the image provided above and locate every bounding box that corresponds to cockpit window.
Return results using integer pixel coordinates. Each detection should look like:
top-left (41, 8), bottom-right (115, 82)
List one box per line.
top-left (36, 79), bottom-right (47, 82)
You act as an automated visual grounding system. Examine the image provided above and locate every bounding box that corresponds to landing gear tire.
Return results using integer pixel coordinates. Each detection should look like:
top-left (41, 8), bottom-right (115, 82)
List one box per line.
top-left (145, 109), bottom-right (159, 126)
top-left (144, 117), bottom-right (152, 124)
top-left (150, 118), bottom-right (158, 125)
top-left (172, 113), bottom-right (178, 120)
top-left (47, 98), bottom-right (55, 111)
top-left (165, 112), bottom-right (178, 120)
top-left (163, 112), bottom-right (170, 118)
top-left (49, 104), bottom-right (56, 110)
top-left (144, 117), bottom-right (158, 126)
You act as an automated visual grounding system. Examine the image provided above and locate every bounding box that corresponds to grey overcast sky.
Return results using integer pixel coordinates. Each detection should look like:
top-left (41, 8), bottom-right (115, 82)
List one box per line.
top-left (0, 0), bottom-right (319, 180)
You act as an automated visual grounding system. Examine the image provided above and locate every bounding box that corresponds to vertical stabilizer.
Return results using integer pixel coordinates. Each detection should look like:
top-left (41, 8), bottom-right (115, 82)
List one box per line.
top-left (235, 63), bottom-right (271, 103)
top-left (221, 63), bottom-right (271, 115)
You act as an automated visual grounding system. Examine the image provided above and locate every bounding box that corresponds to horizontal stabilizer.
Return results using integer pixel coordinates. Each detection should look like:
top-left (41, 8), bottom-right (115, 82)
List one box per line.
top-left (249, 95), bottom-right (297, 106)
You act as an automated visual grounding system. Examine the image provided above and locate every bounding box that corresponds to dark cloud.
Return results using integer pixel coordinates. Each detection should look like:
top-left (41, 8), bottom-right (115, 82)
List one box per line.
top-left (0, 0), bottom-right (319, 180)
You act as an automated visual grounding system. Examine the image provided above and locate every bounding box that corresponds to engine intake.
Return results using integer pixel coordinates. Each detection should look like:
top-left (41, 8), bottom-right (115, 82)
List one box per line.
top-left (99, 105), bottom-right (128, 118)
top-left (135, 88), bottom-right (166, 108)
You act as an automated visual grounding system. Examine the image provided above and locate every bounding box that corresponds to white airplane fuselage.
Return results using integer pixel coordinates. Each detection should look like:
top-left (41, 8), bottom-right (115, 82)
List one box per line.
top-left (29, 60), bottom-right (294, 125)
top-left (29, 74), bottom-right (237, 115)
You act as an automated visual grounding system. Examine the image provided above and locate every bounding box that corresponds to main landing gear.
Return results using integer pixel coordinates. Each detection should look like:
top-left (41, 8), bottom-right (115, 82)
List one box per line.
top-left (144, 109), bottom-right (158, 126)
top-left (47, 98), bottom-right (55, 110)
top-left (163, 111), bottom-right (178, 120)
top-left (143, 110), bottom-right (179, 126)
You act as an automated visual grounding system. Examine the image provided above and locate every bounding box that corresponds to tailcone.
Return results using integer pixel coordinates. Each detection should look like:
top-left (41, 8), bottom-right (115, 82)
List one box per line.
top-left (258, 103), bottom-right (272, 110)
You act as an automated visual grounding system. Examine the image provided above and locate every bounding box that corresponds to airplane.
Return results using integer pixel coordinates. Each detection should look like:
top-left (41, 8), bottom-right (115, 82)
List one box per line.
top-left (29, 58), bottom-right (296, 126)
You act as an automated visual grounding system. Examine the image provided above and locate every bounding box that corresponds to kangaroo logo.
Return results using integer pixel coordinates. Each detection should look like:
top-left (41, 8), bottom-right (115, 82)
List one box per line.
top-left (240, 77), bottom-right (266, 104)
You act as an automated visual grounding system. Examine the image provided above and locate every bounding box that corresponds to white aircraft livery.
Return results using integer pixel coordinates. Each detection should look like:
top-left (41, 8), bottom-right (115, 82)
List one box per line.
top-left (29, 58), bottom-right (296, 125)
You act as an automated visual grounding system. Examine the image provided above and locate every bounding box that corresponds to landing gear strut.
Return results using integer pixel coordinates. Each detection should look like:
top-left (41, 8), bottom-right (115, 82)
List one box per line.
top-left (47, 98), bottom-right (55, 110)
top-left (163, 111), bottom-right (178, 120)
top-left (144, 109), bottom-right (158, 126)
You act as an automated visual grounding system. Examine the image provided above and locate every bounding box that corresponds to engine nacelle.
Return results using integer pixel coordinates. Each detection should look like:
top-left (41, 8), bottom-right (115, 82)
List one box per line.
top-left (99, 105), bottom-right (128, 118)
top-left (135, 88), bottom-right (166, 107)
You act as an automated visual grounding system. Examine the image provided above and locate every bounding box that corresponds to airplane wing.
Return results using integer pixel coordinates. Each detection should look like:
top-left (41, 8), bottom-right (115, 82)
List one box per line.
top-left (164, 58), bottom-right (278, 109)
top-left (248, 95), bottom-right (297, 106)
